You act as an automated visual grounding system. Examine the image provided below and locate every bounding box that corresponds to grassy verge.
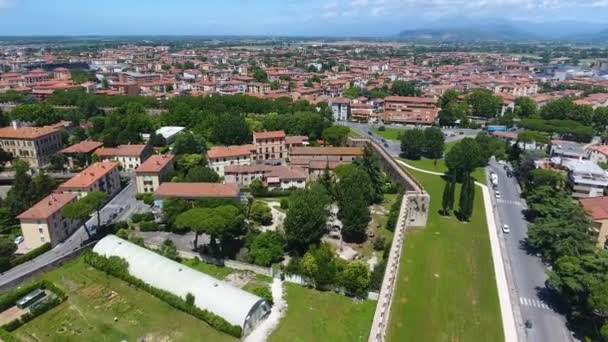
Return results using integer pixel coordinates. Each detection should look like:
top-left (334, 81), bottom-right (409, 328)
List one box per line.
top-left (181, 258), bottom-right (234, 279)
top-left (269, 283), bottom-right (376, 342)
top-left (370, 127), bottom-right (404, 140)
top-left (387, 169), bottom-right (503, 342)
top-left (398, 157), bottom-right (486, 182)
top-left (14, 257), bottom-right (235, 342)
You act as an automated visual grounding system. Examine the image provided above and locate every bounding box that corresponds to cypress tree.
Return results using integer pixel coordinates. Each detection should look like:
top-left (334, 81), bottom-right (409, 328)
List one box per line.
top-left (458, 175), bottom-right (475, 221)
top-left (441, 178), bottom-right (455, 216)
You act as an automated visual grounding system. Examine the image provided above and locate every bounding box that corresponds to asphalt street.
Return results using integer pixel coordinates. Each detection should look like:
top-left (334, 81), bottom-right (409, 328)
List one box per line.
top-left (488, 159), bottom-right (574, 342)
top-left (0, 178), bottom-right (138, 288)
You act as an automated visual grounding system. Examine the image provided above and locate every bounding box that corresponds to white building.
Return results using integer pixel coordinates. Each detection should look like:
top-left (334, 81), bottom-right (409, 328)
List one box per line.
top-left (93, 235), bottom-right (271, 336)
top-left (560, 158), bottom-right (608, 198)
top-left (207, 144), bottom-right (254, 177)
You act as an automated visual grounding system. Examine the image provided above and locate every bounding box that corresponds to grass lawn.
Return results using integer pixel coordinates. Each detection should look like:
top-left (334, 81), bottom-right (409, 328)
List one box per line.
top-left (370, 127), bottom-right (404, 140)
top-left (269, 283), bottom-right (376, 342)
top-left (181, 258), bottom-right (234, 279)
top-left (398, 157), bottom-right (486, 182)
top-left (387, 169), bottom-right (503, 342)
top-left (13, 257), bottom-right (235, 342)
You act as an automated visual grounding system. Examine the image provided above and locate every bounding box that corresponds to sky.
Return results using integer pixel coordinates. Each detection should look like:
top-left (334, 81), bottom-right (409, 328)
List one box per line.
top-left (0, 0), bottom-right (606, 36)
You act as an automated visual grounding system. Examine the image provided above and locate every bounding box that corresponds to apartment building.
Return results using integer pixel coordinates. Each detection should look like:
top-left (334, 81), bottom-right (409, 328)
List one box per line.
top-left (224, 164), bottom-right (307, 190)
top-left (290, 146), bottom-right (363, 176)
top-left (17, 193), bottom-right (80, 250)
top-left (383, 96), bottom-right (439, 125)
top-left (153, 182), bottom-right (240, 208)
top-left (58, 161), bottom-right (121, 199)
top-left (579, 196), bottom-right (608, 249)
top-left (0, 123), bottom-right (64, 169)
top-left (135, 154), bottom-right (175, 194)
top-left (330, 98), bottom-right (351, 121)
top-left (561, 158), bottom-right (608, 198)
top-left (253, 131), bottom-right (286, 162)
top-left (95, 144), bottom-right (153, 171)
top-left (207, 144), bottom-right (254, 177)
top-left (59, 140), bottom-right (103, 168)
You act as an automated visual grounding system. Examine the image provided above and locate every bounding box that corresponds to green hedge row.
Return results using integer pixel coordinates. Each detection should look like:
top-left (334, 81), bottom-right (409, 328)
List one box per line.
top-left (0, 280), bottom-right (67, 332)
top-left (385, 194), bottom-right (404, 232)
top-left (0, 328), bottom-right (18, 342)
top-left (10, 243), bottom-right (51, 267)
top-left (83, 251), bottom-right (242, 337)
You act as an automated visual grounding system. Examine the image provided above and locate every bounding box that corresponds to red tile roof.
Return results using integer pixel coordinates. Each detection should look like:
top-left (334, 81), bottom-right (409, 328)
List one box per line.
top-left (580, 196), bottom-right (608, 220)
top-left (384, 96), bottom-right (437, 104)
top-left (207, 144), bottom-right (254, 159)
top-left (290, 146), bottom-right (363, 156)
top-left (95, 144), bottom-right (149, 157)
top-left (0, 125), bottom-right (60, 139)
top-left (60, 141), bottom-right (103, 154)
top-left (59, 161), bottom-right (119, 189)
top-left (17, 193), bottom-right (78, 220)
top-left (154, 182), bottom-right (240, 199)
top-left (253, 130), bottom-right (286, 140)
top-left (135, 154), bottom-right (174, 173)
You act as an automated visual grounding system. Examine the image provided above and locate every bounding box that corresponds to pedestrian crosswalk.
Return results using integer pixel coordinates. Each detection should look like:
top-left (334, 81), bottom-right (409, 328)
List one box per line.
top-left (520, 297), bottom-right (550, 310)
top-left (497, 199), bottom-right (523, 207)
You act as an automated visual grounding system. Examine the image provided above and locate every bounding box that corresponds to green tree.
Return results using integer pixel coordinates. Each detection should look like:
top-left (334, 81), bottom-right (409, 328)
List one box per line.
top-left (284, 185), bottom-right (330, 254)
top-left (467, 90), bottom-right (503, 118)
top-left (248, 231), bottom-right (285, 266)
top-left (513, 96), bottom-right (537, 118)
top-left (423, 127), bottom-right (445, 160)
top-left (303, 242), bottom-right (337, 289)
top-left (176, 205), bottom-right (245, 254)
top-left (441, 178), bottom-right (456, 216)
top-left (445, 138), bottom-right (484, 181)
top-left (475, 133), bottom-right (507, 162)
top-left (338, 260), bottom-right (370, 297)
top-left (183, 166), bottom-right (220, 183)
top-left (438, 101), bottom-right (469, 127)
top-left (344, 87), bottom-right (359, 99)
top-left (249, 178), bottom-right (266, 197)
top-left (173, 132), bottom-right (204, 155)
top-left (439, 89), bottom-right (459, 108)
top-left (400, 128), bottom-right (425, 160)
top-left (211, 113), bottom-right (251, 145)
top-left (353, 143), bottom-right (384, 204)
top-left (0, 237), bottom-right (17, 272)
top-left (336, 168), bottom-right (372, 242)
top-left (161, 198), bottom-right (189, 231)
top-left (390, 80), bottom-right (420, 96)
top-left (81, 191), bottom-right (108, 228)
top-left (457, 175), bottom-right (475, 221)
top-left (5, 160), bottom-right (34, 216)
top-left (63, 200), bottom-right (94, 238)
top-left (250, 200), bottom-right (273, 226)
top-left (321, 125), bottom-right (350, 147)
top-left (252, 67), bottom-right (268, 83)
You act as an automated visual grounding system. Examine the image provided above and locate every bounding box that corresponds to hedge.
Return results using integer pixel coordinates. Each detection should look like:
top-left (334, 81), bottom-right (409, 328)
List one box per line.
top-left (10, 243), bottom-right (51, 267)
top-left (0, 328), bottom-right (17, 342)
top-left (385, 194), bottom-right (404, 232)
top-left (0, 280), bottom-right (67, 332)
top-left (139, 221), bottom-right (159, 232)
top-left (83, 251), bottom-right (242, 337)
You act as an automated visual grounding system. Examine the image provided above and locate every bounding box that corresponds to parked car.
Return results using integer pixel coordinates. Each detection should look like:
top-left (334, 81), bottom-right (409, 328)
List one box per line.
top-left (502, 224), bottom-right (510, 233)
top-left (14, 236), bottom-right (24, 245)
top-left (368, 131), bottom-right (373, 136)
top-left (384, 143), bottom-right (389, 148)
top-left (495, 190), bottom-right (501, 198)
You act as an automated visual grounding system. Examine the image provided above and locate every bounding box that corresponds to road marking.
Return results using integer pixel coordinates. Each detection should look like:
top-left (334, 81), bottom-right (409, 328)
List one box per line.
top-left (520, 297), bottom-right (551, 310)
top-left (497, 199), bottom-right (523, 207)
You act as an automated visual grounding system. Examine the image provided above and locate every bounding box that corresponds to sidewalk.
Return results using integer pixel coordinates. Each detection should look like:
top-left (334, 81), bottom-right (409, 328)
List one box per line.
top-left (396, 160), bottom-right (519, 342)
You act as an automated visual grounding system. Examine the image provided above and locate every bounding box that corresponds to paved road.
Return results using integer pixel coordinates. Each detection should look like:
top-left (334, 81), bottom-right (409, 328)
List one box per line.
top-left (488, 159), bottom-right (574, 342)
top-left (0, 178), bottom-right (138, 288)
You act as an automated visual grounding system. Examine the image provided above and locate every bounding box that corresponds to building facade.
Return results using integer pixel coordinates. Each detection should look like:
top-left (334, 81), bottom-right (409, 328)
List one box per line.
top-left (95, 144), bottom-right (154, 171)
top-left (383, 96), bottom-right (439, 125)
top-left (207, 144), bottom-right (254, 177)
top-left (135, 154), bottom-right (175, 194)
top-left (253, 131), bottom-right (286, 162)
top-left (58, 161), bottom-right (121, 199)
top-left (0, 124), bottom-right (64, 169)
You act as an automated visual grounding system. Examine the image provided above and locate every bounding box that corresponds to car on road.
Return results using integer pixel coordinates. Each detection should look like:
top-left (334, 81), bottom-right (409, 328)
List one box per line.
top-left (383, 143), bottom-right (389, 148)
top-left (494, 190), bottom-right (501, 198)
top-left (14, 236), bottom-right (24, 244)
top-left (458, 131), bottom-right (464, 135)
top-left (368, 131), bottom-right (373, 136)
top-left (502, 224), bottom-right (510, 233)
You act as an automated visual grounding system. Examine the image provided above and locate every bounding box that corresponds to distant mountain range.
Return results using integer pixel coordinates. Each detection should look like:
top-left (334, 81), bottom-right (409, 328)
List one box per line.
top-left (396, 21), bottom-right (608, 42)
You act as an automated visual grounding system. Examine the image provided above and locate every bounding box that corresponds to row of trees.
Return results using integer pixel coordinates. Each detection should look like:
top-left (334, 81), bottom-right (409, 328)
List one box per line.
top-left (400, 127), bottom-right (445, 160)
top-left (439, 89), bottom-right (504, 125)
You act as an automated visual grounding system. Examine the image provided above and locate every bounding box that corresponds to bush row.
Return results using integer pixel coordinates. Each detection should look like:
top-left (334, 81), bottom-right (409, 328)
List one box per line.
top-left (0, 328), bottom-right (18, 342)
top-left (83, 251), bottom-right (242, 337)
top-left (385, 194), bottom-right (404, 232)
top-left (10, 243), bottom-right (51, 267)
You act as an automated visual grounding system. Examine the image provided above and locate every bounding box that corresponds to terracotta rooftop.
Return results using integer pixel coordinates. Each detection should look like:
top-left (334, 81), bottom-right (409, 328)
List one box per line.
top-left (154, 182), bottom-right (240, 199)
top-left (0, 125), bottom-right (60, 139)
top-left (59, 161), bottom-right (119, 189)
top-left (207, 144), bottom-right (254, 159)
top-left (587, 145), bottom-right (608, 156)
top-left (135, 154), bottom-right (174, 173)
top-left (95, 144), bottom-right (148, 157)
top-left (285, 136), bottom-right (309, 145)
top-left (17, 193), bottom-right (78, 220)
top-left (60, 141), bottom-right (103, 154)
top-left (580, 196), bottom-right (608, 220)
top-left (384, 96), bottom-right (437, 104)
top-left (253, 130), bottom-right (286, 140)
top-left (290, 146), bottom-right (363, 156)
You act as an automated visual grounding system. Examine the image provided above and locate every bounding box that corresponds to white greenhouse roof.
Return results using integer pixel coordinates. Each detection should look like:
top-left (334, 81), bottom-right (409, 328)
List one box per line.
top-left (93, 235), bottom-right (263, 328)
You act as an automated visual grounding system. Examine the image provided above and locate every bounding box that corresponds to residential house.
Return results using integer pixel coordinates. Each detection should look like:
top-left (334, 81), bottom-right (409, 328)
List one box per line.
top-left (59, 141), bottom-right (103, 168)
top-left (253, 131), bottom-right (286, 163)
top-left (58, 161), bottom-right (121, 199)
top-left (224, 164), bottom-right (307, 190)
top-left (153, 182), bottom-right (240, 208)
top-left (330, 98), bottom-right (351, 121)
top-left (383, 96), bottom-right (439, 125)
top-left (135, 154), bottom-right (175, 194)
top-left (207, 144), bottom-right (255, 177)
top-left (579, 196), bottom-right (608, 249)
top-left (95, 144), bottom-right (154, 171)
top-left (561, 158), bottom-right (608, 198)
top-left (0, 123), bottom-right (64, 169)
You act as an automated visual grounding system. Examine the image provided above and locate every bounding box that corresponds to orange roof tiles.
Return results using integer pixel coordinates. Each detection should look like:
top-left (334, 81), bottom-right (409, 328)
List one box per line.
top-left (135, 154), bottom-right (174, 173)
top-left (290, 146), bottom-right (363, 156)
top-left (95, 144), bottom-right (148, 157)
top-left (154, 182), bottom-right (240, 199)
top-left (580, 196), bottom-right (608, 220)
top-left (60, 141), bottom-right (103, 154)
top-left (253, 130), bottom-right (286, 140)
top-left (384, 96), bottom-right (437, 104)
top-left (17, 193), bottom-right (78, 220)
top-left (207, 144), bottom-right (254, 159)
top-left (0, 125), bottom-right (60, 140)
top-left (59, 161), bottom-right (119, 189)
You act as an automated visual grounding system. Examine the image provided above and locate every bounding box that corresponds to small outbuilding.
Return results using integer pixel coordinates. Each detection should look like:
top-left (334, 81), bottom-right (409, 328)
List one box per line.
top-left (93, 235), bottom-right (270, 336)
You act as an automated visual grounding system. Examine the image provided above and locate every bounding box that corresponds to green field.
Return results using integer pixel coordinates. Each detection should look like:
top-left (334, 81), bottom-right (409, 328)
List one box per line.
top-left (269, 283), bottom-right (376, 342)
top-left (13, 257), bottom-right (235, 342)
top-left (387, 169), bottom-right (503, 342)
top-left (371, 127), bottom-right (404, 140)
top-left (398, 156), bottom-right (486, 182)
top-left (181, 258), bottom-right (234, 279)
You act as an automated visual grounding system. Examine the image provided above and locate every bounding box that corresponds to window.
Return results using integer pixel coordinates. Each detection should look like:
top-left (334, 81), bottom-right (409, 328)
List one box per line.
top-left (38, 227), bottom-right (43, 234)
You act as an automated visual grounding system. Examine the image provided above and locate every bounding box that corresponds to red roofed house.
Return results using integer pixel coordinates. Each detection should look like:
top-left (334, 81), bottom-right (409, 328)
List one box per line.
top-left (60, 140), bottom-right (104, 168)
top-left (135, 154), bottom-right (175, 194)
top-left (253, 131), bottom-right (286, 162)
top-left (224, 164), bottom-right (307, 190)
top-left (17, 193), bottom-right (80, 250)
top-left (58, 161), bottom-right (121, 199)
top-left (207, 144), bottom-right (255, 177)
top-left (95, 144), bottom-right (154, 171)
top-left (579, 196), bottom-right (608, 248)
top-left (383, 96), bottom-right (439, 125)
top-left (153, 182), bottom-right (240, 208)
top-left (0, 122), bottom-right (64, 169)
top-left (587, 145), bottom-right (608, 164)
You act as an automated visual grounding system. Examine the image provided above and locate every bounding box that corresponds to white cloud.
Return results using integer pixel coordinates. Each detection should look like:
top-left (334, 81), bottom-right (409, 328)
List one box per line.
top-left (0, 0), bottom-right (18, 8)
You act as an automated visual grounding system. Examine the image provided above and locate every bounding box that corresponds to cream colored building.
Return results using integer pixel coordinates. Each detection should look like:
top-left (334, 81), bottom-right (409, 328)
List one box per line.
top-left (253, 131), bottom-right (286, 162)
top-left (207, 144), bottom-right (254, 177)
top-left (580, 196), bottom-right (608, 249)
top-left (58, 161), bottom-right (121, 199)
top-left (135, 154), bottom-right (175, 193)
top-left (0, 123), bottom-right (64, 169)
top-left (95, 144), bottom-right (153, 171)
top-left (17, 193), bottom-right (80, 250)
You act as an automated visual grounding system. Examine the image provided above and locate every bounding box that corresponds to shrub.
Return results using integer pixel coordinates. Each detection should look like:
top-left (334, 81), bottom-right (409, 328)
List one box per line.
top-left (143, 194), bottom-right (155, 206)
top-left (0, 328), bottom-right (17, 342)
top-left (280, 198), bottom-right (289, 210)
top-left (373, 236), bottom-right (386, 251)
top-left (186, 293), bottom-right (195, 306)
top-left (135, 193), bottom-right (145, 201)
top-left (250, 201), bottom-right (273, 226)
top-left (139, 221), bottom-right (159, 232)
top-left (252, 286), bottom-right (273, 305)
top-left (116, 228), bottom-right (130, 239)
top-left (10, 243), bottom-right (51, 267)
top-left (378, 126), bottom-right (386, 131)
top-left (131, 213), bottom-right (144, 223)
top-left (385, 194), bottom-right (403, 232)
top-left (115, 221), bottom-right (129, 230)
top-left (83, 251), bottom-right (242, 337)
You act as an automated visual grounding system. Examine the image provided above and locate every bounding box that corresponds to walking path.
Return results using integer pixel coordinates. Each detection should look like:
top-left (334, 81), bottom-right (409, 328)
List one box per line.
top-left (244, 279), bottom-right (286, 342)
top-left (396, 160), bottom-right (518, 342)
